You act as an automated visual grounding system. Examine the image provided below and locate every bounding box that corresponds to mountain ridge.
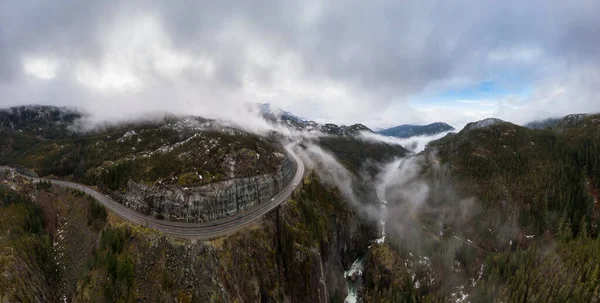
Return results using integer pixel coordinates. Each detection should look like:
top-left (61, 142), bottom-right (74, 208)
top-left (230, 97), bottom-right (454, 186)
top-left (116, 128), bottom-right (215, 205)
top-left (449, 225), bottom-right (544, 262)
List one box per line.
top-left (377, 122), bottom-right (454, 138)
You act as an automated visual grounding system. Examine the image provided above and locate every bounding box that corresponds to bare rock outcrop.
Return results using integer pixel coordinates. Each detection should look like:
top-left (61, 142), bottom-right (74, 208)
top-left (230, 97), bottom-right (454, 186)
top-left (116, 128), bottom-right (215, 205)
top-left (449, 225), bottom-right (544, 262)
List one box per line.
top-left (116, 157), bottom-right (295, 222)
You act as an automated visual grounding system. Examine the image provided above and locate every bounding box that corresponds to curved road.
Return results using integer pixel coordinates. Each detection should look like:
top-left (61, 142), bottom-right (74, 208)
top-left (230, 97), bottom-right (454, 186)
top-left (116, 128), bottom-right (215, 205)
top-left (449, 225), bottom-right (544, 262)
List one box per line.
top-left (1, 143), bottom-right (304, 239)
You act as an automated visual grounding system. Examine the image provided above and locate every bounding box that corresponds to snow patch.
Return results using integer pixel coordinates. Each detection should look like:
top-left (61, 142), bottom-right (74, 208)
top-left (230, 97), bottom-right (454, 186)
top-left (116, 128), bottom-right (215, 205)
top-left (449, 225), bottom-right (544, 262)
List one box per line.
top-left (117, 130), bottom-right (137, 143)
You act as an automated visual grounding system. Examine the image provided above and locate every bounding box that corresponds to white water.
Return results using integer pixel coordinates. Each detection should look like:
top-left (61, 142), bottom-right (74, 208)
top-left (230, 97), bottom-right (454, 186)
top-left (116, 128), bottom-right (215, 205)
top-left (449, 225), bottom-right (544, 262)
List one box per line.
top-left (374, 183), bottom-right (388, 244)
top-left (344, 159), bottom-right (402, 302)
top-left (344, 185), bottom-right (387, 302)
top-left (344, 256), bottom-right (365, 303)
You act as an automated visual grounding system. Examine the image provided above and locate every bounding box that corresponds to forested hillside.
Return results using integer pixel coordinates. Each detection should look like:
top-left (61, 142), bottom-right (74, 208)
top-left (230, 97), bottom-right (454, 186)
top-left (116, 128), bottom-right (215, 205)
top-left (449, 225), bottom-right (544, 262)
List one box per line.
top-left (0, 106), bottom-right (286, 189)
top-left (431, 115), bottom-right (600, 238)
top-left (363, 114), bottom-right (600, 302)
top-left (3, 105), bottom-right (600, 302)
top-left (1, 166), bottom-right (380, 302)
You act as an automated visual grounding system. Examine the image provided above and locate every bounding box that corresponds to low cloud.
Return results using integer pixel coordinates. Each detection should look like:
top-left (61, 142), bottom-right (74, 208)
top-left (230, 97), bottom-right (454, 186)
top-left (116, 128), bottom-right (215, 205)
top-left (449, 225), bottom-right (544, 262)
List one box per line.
top-left (358, 131), bottom-right (454, 154)
top-left (297, 142), bottom-right (380, 220)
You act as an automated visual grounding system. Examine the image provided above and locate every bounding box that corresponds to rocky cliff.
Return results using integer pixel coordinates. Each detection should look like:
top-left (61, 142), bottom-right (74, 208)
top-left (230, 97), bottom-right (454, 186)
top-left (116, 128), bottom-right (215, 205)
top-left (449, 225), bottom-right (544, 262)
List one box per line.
top-left (116, 155), bottom-right (295, 222)
top-left (70, 172), bottom-right (377, 302)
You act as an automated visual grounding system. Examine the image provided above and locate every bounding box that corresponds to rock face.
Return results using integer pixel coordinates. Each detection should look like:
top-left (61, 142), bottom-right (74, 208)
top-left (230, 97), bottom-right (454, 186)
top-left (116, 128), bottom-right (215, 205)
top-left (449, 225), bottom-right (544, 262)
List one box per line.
top-left (68, 173), bottom-right (378, 302)
top-left (117, 156), bottom-right (295, 222)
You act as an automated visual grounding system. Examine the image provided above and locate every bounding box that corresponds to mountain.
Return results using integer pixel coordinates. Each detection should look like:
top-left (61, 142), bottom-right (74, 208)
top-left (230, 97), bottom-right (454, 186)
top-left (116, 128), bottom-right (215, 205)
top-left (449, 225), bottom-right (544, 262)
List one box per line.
top-left (377, 122), bottom-right (454, 138)
top-left (0, 105), bottom-right (297, 223)
top-left (366, 113), bottom-right (600, 301)
top-left (3, 105), bottom-right (600, 302)
top-left (319, 122), bottom-right (373, 135)
top-left (524, 117), bottom-right (563, 129)
top-left (256, 102), bottom-right (374, 135)
top-left (525, 113), bottom-right (599, 130)
top-left (0, 104), bottom-right (407, 302)
top-left (462, 117), bottom-right (505, 131)
top-left (257, 102), bottom-right (312, 130)
top-left (0, 104), bottom-right (84, 138)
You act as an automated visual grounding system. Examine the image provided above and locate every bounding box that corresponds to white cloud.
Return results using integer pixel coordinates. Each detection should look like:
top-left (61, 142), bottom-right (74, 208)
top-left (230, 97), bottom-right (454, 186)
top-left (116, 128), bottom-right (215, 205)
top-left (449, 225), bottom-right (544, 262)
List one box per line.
top-left (75, 61), bottom-right (143, 94)
top-left (22, 56), bottom-right (59, 79)
top-left (3, 0), bottom-right (600, 128)
top-left (358, 131), bottom-right (454, 154)
top-left (456, 99), bottom-right (496, 107)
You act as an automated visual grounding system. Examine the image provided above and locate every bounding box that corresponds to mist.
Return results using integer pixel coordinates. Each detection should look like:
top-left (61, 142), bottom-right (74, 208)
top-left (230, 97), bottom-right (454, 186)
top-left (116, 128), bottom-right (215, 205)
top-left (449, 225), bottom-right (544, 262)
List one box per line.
top-left (296, 142), bottom-right (380, 221)
top-left (358, 130), bottom-right (454, 153)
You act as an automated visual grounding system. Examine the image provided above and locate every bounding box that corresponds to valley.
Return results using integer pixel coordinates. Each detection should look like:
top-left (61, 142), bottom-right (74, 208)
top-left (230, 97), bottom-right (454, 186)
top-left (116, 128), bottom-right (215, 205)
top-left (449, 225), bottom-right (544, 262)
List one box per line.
top-left (1, 105), bottom-right (600, 302)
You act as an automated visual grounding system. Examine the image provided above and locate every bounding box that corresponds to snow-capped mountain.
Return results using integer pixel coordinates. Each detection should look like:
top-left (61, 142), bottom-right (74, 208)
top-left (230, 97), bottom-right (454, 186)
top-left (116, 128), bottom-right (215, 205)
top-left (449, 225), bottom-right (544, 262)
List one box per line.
top-left (255, 103), bottom-right (373, 135)
top-left (464, 118), bottom-right (505, 131)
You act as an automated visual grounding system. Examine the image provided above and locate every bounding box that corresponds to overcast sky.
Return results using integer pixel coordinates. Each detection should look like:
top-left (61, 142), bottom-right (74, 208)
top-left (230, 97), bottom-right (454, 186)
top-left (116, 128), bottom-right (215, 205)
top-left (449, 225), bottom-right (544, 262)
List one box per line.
top-left (1, 0), bottom-right (599, 129)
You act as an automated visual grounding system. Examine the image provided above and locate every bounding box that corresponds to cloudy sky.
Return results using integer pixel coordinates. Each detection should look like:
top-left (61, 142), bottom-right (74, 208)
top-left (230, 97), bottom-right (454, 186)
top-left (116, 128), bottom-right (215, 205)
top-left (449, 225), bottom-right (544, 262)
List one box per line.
top-left (1, 0), bottom-right (599, 129)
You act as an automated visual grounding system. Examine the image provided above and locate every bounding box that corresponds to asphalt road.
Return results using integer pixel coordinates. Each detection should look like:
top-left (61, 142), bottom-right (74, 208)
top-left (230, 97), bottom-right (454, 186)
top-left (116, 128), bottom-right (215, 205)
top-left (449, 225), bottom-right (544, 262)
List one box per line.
top-left (1, 143), bottom-right (305, 239)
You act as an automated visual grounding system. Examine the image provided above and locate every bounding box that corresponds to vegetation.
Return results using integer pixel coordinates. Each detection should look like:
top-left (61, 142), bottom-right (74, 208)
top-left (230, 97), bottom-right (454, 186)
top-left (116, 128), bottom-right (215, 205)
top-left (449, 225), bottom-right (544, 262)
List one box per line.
top-left (0, 185), bottom-right (56, 302)
top-left (362, 115), bottom-right (600, 301)
top-left (363, 244), bottom-right (418, 302)
top-left (284, 171), bottom-right (345, 247)
top-left (317, 136), bottom-right (408, 176)
top-left (85, 226), bottom-right (135, 302)
top-left (0, 106), bottom-right (286, 192)
top-left (429, 116), bottom-right (600, 238)
top-left (4, 106), bottom-right (600, 302)
top-left (472, 227), bottom-right (600, 302)
top-left (69, 171), bottom-right (373, 302)
top-left (35, 179), bottom-right (52, 190)
top-left (87, 198), bottom-right (107, 226)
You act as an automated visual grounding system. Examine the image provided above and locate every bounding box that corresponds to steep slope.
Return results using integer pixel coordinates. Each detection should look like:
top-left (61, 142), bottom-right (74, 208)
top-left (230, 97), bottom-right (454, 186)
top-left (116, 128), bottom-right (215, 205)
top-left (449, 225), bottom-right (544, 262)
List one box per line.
top-left (0, 174), bottom-right (107, 302)
top-left (0, 105), bottom-right (295, 222)
top-left (378, 122), bottom-right (454, 138)
top-left (315, 136), bottom-right (408, 177)
top-left (75, 172), bottom-right (376, 302)
top-left (0, 105), bottom-right (83, 139)
top-left (1, 168), bottom-right (378, 302)
top-left (431, 116), bottom-right (600, 237)
top-left (361, 114), bottom-right (600, 302)
top-left (7, 104), bottom-right (600, 302)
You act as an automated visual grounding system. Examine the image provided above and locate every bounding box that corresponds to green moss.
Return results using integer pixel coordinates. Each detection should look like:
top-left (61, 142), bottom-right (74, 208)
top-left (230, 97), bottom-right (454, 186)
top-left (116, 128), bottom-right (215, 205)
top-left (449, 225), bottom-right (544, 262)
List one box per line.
top-left (177, 172), bottom-right (199, 186)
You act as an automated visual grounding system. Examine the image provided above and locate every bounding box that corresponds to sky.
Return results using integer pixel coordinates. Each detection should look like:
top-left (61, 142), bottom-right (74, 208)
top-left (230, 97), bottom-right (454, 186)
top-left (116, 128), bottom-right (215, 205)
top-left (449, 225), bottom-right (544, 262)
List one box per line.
top-left (1, 0), bottom-right (600, 130)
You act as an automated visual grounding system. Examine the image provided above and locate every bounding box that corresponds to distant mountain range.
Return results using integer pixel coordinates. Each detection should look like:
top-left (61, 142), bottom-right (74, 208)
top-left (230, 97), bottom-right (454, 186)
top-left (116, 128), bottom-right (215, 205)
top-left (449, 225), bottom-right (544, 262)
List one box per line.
top-left (525, 114), bottom-right (590, 129)
top-left (256, 103), bottom-right (373, 135)
top-left (4, 103), bottom-right (600, 302)
top-left (377, 122), bottom-right (455, 138)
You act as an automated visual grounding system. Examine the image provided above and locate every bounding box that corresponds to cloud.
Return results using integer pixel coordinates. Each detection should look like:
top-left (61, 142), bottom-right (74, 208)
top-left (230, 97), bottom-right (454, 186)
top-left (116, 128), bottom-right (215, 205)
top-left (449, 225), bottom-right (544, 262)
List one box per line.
top-left (455, 100), bottom-right (496, 107)
top-left (296, 142), bottom-right (380, 220)
top-left (358, 131), bottom-right (454, 154)
top-left (1, 0), bottom-right (600, 127)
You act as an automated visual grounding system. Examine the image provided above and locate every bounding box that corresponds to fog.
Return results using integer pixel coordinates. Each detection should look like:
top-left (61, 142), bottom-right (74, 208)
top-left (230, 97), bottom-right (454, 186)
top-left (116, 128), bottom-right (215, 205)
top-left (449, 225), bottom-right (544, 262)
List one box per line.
top-left (358, 130), bottom-right (455, 153)
top-left (296, 142), bottom-right (380, 221)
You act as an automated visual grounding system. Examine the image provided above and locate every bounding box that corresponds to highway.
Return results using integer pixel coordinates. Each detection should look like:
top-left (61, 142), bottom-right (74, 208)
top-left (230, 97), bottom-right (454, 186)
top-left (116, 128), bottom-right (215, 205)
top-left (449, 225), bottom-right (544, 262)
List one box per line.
top-left (1, 143), bottom-right (305, 239)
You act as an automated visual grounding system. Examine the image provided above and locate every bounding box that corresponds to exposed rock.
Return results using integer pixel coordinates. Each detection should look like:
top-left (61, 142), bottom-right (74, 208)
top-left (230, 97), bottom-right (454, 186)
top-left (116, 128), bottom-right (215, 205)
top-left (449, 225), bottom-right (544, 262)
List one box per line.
top-left (117, 156), bottom-right (295, 222)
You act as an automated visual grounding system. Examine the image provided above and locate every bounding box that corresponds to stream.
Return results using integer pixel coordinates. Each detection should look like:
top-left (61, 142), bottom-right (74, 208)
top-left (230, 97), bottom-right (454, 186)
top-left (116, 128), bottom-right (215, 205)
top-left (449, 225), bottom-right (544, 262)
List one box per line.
top-left (344, 159), bottom-right (401, 302)
top-left (344, 256), bottom-right (365, 303)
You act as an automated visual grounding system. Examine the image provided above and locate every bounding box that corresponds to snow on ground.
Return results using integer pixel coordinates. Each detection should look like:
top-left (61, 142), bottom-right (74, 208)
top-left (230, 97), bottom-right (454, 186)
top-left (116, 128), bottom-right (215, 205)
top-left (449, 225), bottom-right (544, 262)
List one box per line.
top-left (465, 118), bottom-right (504, 130)
top-left (451, 285), bottom-right (469, 303)
top-left (117, 130), bottom-right (137, 143)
